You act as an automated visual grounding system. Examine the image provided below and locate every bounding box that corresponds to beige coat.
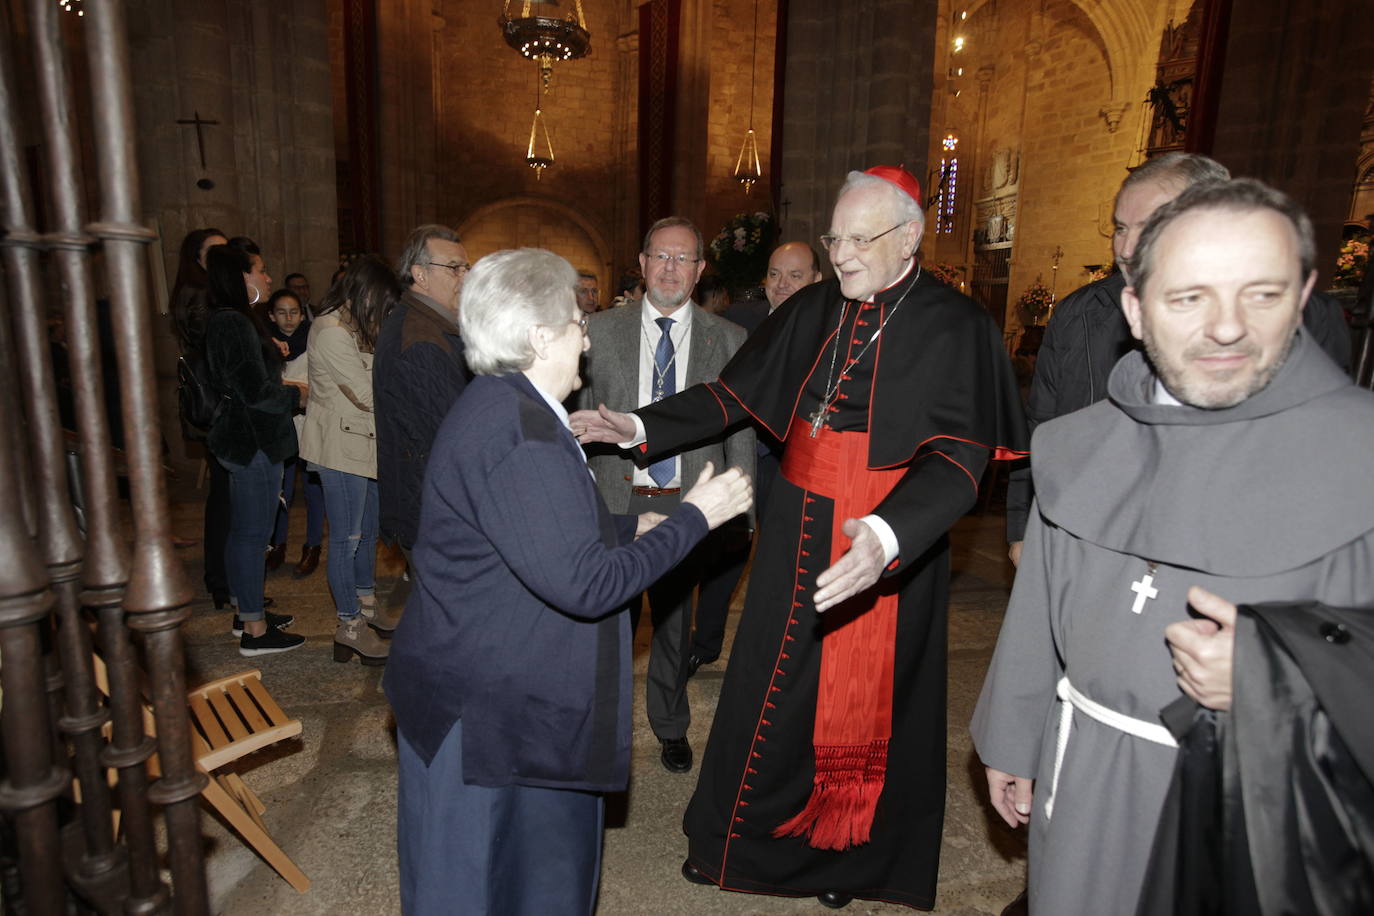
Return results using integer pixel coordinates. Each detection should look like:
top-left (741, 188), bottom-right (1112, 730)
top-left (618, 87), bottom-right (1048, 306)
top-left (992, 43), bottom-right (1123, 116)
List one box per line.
top-left (298, 311), bottom-right (376, 479)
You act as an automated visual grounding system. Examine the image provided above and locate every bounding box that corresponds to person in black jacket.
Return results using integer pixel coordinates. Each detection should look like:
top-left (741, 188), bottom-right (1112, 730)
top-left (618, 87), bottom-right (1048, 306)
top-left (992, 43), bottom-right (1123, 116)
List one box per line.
top-left (203, 245), bottom-right (306, 656)
top-left (1005, 153), bottom-right (1352, 567)
top-left (170, 226), bottom-right (231, 596)
top-left (374, 224), bottom-right (472, 573)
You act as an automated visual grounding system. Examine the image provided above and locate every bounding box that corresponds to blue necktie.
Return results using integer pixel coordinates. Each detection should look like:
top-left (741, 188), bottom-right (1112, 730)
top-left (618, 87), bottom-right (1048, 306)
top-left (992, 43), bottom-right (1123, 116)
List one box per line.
top-left (648, 317), bottom-right (676, 487)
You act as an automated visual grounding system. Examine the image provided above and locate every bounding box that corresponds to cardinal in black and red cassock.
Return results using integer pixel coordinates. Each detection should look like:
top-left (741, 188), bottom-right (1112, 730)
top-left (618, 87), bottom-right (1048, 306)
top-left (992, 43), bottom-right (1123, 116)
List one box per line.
top-left (573, 166), bottom-right (1028, 908)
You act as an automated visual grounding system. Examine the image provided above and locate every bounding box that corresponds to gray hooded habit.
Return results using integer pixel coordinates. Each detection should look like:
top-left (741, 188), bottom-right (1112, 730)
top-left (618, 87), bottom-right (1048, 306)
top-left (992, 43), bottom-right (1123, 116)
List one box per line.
top-left (971, 328), bottom-right (1374, 915)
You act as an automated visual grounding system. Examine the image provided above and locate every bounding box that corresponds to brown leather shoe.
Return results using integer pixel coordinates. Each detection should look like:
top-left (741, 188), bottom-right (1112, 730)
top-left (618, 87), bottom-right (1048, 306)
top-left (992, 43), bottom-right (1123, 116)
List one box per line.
top-left (292, 544), bottom-right (321, 579)
top-left (265, 543), bottom-right (286, 571)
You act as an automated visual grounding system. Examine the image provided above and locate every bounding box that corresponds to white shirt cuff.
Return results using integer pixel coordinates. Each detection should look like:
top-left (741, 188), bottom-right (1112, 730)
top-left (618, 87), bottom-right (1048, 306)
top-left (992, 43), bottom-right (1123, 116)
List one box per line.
top-left (860, 514), bottom-right (900, 567)
top-left (618, 412), bottom-right (647, 448)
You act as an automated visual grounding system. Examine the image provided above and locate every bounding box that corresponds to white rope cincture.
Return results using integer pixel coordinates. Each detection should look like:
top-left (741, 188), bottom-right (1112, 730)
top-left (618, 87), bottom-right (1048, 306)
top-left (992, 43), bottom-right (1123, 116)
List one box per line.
top-left (1043, 676), bottom-right (1179, 821)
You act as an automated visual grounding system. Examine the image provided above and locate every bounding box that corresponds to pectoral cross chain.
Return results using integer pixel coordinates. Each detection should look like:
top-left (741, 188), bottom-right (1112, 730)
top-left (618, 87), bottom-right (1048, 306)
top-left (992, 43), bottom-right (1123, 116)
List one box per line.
top-left (1129, 562), bottom-right (1159, 615)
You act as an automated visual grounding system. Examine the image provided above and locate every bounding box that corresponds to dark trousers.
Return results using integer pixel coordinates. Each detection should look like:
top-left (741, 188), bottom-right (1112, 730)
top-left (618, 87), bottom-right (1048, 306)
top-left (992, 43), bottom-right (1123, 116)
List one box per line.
top-left (691, 518), bottom-right (751, 662)
top-left (397, 720), bottom-right (603, 916)
top-left (627, 489), bottom-right (697, 741)
top-left (203, 453), bottom-right (230, 595)
top-left (690, 445), bottom-right (778, 661)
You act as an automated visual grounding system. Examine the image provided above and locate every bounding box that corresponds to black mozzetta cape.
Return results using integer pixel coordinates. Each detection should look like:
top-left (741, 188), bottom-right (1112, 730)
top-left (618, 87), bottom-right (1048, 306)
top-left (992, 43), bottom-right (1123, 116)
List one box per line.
top-left (637, 266), bottom-right (1029, 473)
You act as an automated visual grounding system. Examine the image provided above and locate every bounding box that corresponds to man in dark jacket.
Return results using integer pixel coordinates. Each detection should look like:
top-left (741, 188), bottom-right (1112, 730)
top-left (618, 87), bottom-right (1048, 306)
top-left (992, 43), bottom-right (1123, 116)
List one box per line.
top-left (374, 224), bottom-right (473, 576)
top-left (1005, 153), bottom-right (1352, 566)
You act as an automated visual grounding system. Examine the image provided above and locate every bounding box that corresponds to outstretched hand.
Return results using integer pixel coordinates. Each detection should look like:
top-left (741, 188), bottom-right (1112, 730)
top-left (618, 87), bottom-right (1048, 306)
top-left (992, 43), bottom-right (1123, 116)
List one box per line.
top-left (570, 404), bottom-right (636, 444)
top-left (682, 462), bottom-right (753, 530)
top-left (813, 518), bottom-right (885, 612)
top-left (1165, 586), bottom-right (1238, 711)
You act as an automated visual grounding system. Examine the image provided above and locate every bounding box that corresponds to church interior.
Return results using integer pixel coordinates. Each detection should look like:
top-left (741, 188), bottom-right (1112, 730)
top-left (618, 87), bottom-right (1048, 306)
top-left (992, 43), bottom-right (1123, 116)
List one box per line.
top-left (0, 0), bottom-right (1371, 913)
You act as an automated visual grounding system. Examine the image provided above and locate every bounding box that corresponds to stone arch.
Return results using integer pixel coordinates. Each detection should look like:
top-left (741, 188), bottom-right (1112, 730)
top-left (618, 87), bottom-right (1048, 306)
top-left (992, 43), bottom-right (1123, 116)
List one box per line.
top-left (457, 196), bottom-right (614, 300)
top-left (960, 0), bottom-right (1155, 105)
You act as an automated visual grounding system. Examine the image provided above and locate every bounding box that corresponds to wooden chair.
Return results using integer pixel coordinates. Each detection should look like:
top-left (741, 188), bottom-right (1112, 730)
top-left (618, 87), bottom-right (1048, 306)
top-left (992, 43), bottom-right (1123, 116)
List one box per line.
top-left (91, 658), bottom-right (311, 891)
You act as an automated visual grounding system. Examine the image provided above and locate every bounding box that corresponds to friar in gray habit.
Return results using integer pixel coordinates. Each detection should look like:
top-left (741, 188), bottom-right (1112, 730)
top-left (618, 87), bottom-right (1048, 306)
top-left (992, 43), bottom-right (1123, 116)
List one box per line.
top-left (970, 177), bottom-right (1374, 915)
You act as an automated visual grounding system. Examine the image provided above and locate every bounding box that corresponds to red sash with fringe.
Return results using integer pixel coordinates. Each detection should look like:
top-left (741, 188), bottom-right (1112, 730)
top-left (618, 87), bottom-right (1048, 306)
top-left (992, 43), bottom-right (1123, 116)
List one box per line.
top-left (773, 422), bottom-right (905, 850)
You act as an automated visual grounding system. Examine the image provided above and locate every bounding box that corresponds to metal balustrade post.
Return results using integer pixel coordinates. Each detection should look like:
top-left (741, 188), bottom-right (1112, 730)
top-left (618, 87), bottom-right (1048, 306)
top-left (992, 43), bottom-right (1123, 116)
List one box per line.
top-left (82, 2), bottom-right (209, 911)
top-left (22, 0), bottom-right (124, 891)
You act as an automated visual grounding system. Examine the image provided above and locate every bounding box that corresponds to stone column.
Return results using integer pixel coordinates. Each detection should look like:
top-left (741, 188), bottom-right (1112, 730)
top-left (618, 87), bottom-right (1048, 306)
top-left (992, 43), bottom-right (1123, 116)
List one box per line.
top-left (1208, 0), bottom-right (1374, 286)
top-left (672, 0), bottom-right (713, 232)
top-left (377, 0), bottom-right (441, 260)
top-left (778, 0), bottom-right (938, 245)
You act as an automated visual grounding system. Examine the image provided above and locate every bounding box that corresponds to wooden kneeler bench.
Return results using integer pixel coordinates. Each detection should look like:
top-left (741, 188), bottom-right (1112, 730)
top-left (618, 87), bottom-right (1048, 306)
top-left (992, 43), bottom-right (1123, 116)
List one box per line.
top-left (91, 659), bottom-right (311, 892)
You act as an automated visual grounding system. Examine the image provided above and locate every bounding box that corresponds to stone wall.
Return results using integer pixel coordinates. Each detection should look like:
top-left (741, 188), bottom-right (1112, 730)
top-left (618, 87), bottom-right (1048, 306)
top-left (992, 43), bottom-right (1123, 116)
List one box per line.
top-left (924, 0), bottom-right (1164, 335)
top-left (126, 0), bottom-right (337, 465)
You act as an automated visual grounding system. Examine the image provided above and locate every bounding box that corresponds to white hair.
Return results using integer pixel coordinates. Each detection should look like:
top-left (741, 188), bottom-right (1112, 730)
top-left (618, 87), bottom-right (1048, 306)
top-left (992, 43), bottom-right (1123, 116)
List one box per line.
top-left (460, 248), bottom-right (578, 376)
top-left (837, 171), bottom-right (924, 226)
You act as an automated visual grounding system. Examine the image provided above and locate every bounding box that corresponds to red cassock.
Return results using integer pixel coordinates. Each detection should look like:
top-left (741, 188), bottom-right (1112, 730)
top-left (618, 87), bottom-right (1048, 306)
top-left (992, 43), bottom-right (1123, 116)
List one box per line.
top-left (635, 265), bottom-right (1028, 908)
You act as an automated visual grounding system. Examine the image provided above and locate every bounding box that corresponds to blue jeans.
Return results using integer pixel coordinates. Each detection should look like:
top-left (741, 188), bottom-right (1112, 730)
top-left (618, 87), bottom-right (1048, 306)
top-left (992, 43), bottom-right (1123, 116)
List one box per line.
top-left (272, 456), bottom-right (323, 547)
top-left (219, 450), bottom-right (283, 621)
top-left (314, 465), bottom-right (378, 620)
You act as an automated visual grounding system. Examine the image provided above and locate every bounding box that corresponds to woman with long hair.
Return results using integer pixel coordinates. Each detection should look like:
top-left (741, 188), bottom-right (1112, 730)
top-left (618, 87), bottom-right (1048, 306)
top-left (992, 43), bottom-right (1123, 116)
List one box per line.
top-left (171, 226), bottom-right (229, 589)
top-left (203, 244), bottom-right (305, 655)
top-left (299, 255), bottom-right (400, 665)
top-left (170, 226), bottom-right (227, 353)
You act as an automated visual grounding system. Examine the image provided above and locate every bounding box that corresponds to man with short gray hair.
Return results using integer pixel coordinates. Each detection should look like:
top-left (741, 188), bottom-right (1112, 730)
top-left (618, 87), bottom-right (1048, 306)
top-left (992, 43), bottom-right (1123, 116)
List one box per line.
top-left (374, 224), bottom-right (473, 569)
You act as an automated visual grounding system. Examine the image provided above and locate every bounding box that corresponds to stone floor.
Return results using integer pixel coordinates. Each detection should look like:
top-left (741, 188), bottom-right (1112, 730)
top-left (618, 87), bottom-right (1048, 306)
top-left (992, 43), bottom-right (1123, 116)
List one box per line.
top-left (167, 493), bottom-right (1027, 915)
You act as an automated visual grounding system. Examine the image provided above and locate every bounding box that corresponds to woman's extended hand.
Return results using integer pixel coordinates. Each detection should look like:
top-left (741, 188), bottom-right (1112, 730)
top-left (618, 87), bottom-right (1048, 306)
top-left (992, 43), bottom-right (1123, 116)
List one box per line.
top-left (682, 462), bottom-right (753, 530)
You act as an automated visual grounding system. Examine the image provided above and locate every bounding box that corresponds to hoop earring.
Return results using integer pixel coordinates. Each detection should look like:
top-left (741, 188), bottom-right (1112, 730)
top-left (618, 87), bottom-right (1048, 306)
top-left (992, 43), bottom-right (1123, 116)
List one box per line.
top-left (248, 286), bottom-right (261, 305)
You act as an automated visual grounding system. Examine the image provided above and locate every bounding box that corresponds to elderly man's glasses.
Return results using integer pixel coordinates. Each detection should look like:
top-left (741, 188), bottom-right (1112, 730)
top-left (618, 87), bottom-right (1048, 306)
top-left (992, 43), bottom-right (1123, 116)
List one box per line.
top-left (819, 223), bottom-right (904, 252)
top-left (430, 261), bottom-right (471, 276)
top-left (646, 252), bottom-right (702, 267)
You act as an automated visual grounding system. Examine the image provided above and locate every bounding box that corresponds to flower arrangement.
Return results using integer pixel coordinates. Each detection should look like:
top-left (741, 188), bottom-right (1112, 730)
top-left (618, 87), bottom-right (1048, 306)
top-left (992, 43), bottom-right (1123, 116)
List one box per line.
top-left (1014, 277), bottom-right (1055, 325)
top-left (924, 260), bottom-right (963, 288)
top-left (709, 211), bottom-right (775, 294)
top-left (1333, 234), bottom-right (1369, 289)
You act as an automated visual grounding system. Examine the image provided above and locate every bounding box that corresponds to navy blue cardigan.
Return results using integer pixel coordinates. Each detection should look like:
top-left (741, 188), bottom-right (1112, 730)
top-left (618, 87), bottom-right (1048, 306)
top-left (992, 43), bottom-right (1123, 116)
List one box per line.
top-left (383, 373), bottom-right (709, 792)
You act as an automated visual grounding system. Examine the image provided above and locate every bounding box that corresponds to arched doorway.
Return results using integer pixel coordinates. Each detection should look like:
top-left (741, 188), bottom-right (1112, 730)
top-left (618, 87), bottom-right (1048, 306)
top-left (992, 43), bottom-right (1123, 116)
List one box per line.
top-left (458, 197), bottom-right (612, 306)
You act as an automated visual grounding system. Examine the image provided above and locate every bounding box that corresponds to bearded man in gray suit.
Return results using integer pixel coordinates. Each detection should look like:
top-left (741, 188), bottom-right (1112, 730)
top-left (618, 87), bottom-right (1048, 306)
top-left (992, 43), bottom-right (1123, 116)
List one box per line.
top-left (578, 217), bottom-right (755, 774)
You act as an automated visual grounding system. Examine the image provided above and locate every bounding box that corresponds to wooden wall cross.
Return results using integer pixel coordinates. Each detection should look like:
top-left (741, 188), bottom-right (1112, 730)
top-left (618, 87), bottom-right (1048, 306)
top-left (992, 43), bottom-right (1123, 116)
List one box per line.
top-left (175, 110), bottom-right (219, 169)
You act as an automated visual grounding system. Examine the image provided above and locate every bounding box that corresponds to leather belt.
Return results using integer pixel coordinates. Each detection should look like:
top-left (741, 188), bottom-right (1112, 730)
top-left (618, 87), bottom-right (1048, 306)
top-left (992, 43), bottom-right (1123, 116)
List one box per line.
top-left (631, 485), bottom-right (680, 496)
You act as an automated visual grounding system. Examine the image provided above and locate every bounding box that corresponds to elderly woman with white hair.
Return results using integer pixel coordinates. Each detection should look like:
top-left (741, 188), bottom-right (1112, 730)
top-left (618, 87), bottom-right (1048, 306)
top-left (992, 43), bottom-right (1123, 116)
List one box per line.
top-left (383, 247), bottom-right (752, 914)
